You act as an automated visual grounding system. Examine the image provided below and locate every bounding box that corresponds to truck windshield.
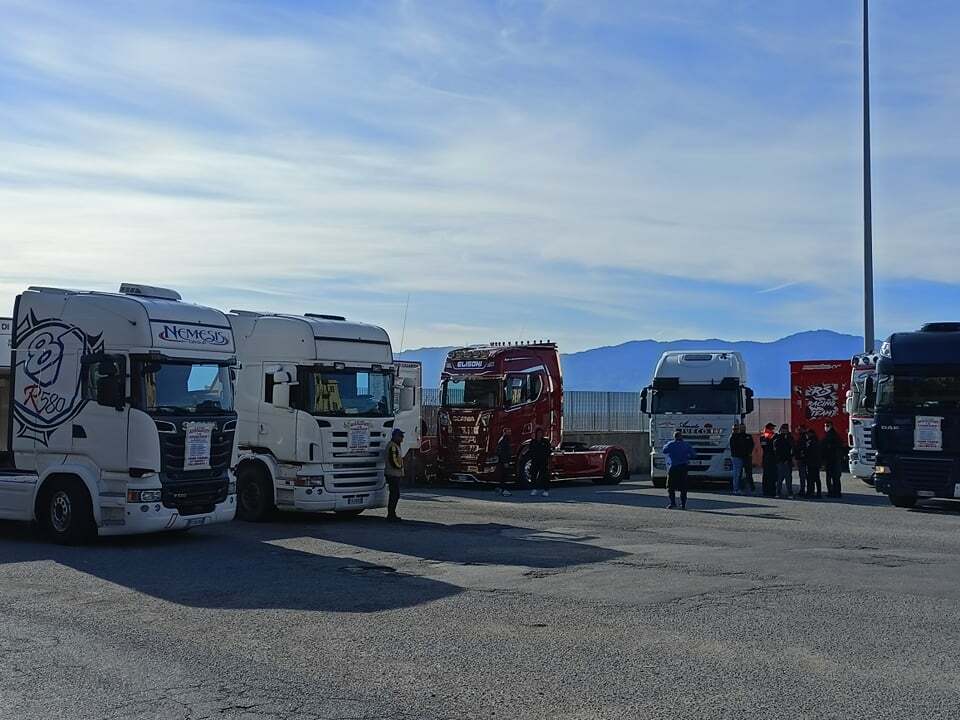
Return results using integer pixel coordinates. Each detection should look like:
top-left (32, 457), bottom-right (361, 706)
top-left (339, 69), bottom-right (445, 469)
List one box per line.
top-left (298, 368), bottom-right (394, 418)
top-left (652, 387), bottom-right (739, 414)
top-left (134, 360), bottom-right (235, 415)
top-left (442, 378), bottom-right (500, 408)
top-left (876, 374), bottom-right (960, 412)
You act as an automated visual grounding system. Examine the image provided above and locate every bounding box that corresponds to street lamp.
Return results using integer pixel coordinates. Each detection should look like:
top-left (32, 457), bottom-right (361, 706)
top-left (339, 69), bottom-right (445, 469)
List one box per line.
top-left (863, 0), bottom-right (875, 352)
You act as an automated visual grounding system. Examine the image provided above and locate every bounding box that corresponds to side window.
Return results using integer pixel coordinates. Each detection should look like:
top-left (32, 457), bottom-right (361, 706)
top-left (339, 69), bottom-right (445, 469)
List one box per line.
top-left (80, 354), bottom-right (125, 404)
top-left (504, 375), bottom-right (529, 408)
top-left (264, 373), bottom-right (275, 403)
top-left (81, 360), bottom-right (103, 402)
top-left (529, 373), bottom-right (544, 402)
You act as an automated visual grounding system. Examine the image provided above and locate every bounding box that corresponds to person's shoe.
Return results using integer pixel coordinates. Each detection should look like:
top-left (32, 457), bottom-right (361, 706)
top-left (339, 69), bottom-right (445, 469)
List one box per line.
top-left (666, 503), bottom-right (677, 509)
top-left (502, 489), bottom-right (512, 497)
top-left (541, 490), bottom-right (550, 497)
top-left (530, 489), bottom-right (540, 497)
top-left (680, 505), bottom-right (687, 510)
top-left (386, 514), bottom-right (402, 522)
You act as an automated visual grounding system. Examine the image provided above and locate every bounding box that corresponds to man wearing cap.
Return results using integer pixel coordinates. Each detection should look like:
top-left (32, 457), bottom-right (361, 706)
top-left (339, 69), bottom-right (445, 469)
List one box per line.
top-left (384, 428), bottom-right (405, 521)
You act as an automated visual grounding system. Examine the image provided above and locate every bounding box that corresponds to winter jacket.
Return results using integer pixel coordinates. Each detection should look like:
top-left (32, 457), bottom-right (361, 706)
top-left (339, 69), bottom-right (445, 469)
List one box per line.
top-left (729, 432), bottom-right (755, 460)
top-left (529, 438), bottom-right (552, 469)
top-left (773, 433), bottom-right (794, 463)
top-left (821, 429), bottom-right (844, 465)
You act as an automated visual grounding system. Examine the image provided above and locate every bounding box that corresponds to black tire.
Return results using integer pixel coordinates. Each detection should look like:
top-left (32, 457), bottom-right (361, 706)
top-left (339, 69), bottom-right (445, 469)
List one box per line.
top-left (335, 509), bottom-right (364, 518)
top-left (890, 494), bottom-right (917, 509)
top-left (38, 477), bottom-right (95, 545)
top-left (595, 451), bottom-right (628, 485)
top-left (236, 463), bottom-right (275, 522)
top-left (651, 477), bottom-right (667, 489)
top-left (516, 452), bottom-right (533, 487)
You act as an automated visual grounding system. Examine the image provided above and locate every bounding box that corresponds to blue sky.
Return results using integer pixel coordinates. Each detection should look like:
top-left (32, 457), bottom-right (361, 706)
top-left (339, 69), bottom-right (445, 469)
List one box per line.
top-left (1, 0), bottom-right (958, 351)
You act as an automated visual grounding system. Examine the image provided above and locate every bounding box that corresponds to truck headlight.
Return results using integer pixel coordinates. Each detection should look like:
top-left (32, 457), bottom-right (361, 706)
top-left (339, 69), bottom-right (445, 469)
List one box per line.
top-left (486, 455), bottom-right (499, 465)
top-left (653, 457), bottom-right (666, 470)
top-left (874, 465), bottom-right (891, 475)
top-left (127, 489), bottom-right (162, 503)
top-left (295, 475), bottom-right (325, 487)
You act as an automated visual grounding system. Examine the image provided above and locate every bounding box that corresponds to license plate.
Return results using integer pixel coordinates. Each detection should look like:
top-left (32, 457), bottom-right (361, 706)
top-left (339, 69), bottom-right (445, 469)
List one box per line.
top-left (346, 495), bottom-right (366, 506)
top-left (186, 517), bottom-right (207, 527)
top-left (918, 490), bottom-right (936, 498)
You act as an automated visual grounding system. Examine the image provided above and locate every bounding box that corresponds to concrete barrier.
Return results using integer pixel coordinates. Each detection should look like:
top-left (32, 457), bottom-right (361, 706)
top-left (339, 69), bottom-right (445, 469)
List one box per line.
top-left (564, 431), bottom-right (650, 476)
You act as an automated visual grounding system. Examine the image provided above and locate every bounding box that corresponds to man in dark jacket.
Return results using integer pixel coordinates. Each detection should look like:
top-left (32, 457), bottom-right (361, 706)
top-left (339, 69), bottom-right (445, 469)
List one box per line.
top-left (495, 428), bottom-right (512, 497)
top-left (803, 430), bottom-right (822, 498)
top-left (821, 421), bottom-right (844, 498)
top-left (760, 423), bottom-right (778, 497)
top-left (528, 427), bottom-right (552, 497)
top-left (729, 424), bottom-right (755, 495)
top-left (773, 424), bottom-right (795, 499)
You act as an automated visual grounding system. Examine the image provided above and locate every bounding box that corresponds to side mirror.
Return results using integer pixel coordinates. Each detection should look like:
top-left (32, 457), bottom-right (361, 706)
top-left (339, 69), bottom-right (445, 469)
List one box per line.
top-left (399, 384), bottom-right (415, 412)
top-left (744, 387), bottom-right (755, 415)
top-left (865, 377), bottom-right (876, 408)
top-left (95, 359), bottom-right (125, 410)
top-left (640, 387), bottom-right (650, 415)
top-left (844, 391), bottom-right (854, 415)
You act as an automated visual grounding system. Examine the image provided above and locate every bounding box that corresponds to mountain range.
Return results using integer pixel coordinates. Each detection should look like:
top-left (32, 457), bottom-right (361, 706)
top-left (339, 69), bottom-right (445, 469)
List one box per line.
top-left (396, 330), bottom-right (867, 397)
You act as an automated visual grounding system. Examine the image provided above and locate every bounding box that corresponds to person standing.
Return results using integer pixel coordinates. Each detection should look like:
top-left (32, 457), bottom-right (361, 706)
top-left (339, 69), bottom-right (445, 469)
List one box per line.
top-left (803, 429), bottom-right (822, 498)
top-left (495, 428), bottom-right (512, 497)
top-left (795, 426), bottom-right (809, 497)
top-left (774, 423), bottom-right (795, 499)
top-left (760, 423), bottom-right (778, 497)
top-left (662, 430), bottom-right (697, 510)
top-left (821, 421), bottom-right (844, 498)
top-left (528, 427), bottom-right (553, 497)
top-left (384, 428), bottom-right (405, 521)
top-left (729, 424), bottom-right (753, 495)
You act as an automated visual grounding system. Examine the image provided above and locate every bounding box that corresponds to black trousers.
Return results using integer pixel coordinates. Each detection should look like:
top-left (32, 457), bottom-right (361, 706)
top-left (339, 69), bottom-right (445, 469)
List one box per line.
top-left (825, 461), bottom-right (842, 497)
top-left (806, 463), bottom-right (822, 497)
top-left (387, 475), bottom-right (401, 516)
top-left (667, 465), bottom-right (689, 507)
top-left (531, 464), bottom-right (550, 490)
top-left (762, 463), bottom-right (778, 497)
top-left (496, 461), bottom-right (512, 491)
top-left (744, 460), bottom-right (755, 491)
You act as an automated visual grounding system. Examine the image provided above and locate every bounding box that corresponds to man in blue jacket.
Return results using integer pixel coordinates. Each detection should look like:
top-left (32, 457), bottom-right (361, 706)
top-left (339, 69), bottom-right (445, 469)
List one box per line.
top-left (662, 430), bottom-right (697, 510)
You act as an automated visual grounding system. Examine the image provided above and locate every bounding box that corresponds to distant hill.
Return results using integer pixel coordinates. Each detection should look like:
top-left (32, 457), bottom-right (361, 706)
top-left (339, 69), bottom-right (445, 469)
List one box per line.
top-left (396, 330), bottom-right (867, 397)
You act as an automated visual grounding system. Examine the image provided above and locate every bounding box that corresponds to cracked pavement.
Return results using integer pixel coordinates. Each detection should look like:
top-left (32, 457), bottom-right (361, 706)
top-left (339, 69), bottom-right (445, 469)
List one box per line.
top-left (2, 476), bottom-right (960, 719)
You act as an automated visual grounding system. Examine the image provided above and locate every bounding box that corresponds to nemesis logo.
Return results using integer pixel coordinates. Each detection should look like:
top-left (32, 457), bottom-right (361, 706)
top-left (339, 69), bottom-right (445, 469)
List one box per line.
top-left (157, 324), bottom-right (230, 346)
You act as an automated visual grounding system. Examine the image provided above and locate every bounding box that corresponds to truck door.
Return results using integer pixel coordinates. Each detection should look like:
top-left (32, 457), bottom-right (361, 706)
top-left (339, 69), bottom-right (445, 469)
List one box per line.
top-left (72, 354), bottom-right (129, 474)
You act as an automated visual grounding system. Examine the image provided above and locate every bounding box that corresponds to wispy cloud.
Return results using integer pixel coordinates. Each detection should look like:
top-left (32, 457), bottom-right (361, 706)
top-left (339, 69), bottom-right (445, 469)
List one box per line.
top-left (0, 0), bottom-right (958, 350)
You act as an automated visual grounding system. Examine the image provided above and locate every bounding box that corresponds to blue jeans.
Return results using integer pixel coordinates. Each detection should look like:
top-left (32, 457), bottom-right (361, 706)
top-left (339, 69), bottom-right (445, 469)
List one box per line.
top-left (778, 462), bottom-right (793, 497)
top-left (731, 458), bottom-right (744, 493)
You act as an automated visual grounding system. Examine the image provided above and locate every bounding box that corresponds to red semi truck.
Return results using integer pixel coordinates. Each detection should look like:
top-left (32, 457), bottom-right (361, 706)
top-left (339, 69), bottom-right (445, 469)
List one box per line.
top-left (790, 360), bottom-right (851, 449)
top-left (437, 342), bottom-right (628, 485)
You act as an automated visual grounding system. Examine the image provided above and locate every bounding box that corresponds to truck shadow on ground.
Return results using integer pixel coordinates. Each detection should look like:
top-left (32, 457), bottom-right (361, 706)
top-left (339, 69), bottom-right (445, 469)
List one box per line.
top-left (0, 513), bottom-right (627, 612)
top-left (0, 520), bottom-right (462, 613)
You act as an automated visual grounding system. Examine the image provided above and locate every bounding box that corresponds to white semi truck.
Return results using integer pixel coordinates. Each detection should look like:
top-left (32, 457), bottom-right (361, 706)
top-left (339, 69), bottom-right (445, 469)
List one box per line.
top-left (227, 311), bottom-right (413, 520)
top-left (642, 351), bottom-right (754, 488)
top-left (393, 360), bottom-right (423, 481)
top-left (846, 352), bottom-right (878, 483)
top-left (0, 285), bottom-right (237, 544)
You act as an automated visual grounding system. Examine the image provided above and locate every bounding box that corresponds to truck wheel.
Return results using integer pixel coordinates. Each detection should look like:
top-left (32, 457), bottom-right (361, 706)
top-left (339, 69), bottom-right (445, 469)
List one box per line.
top-left (651, 477), bottom-right (667, 489)
top-left (39, 477), bottom-right (95, 545)
top-left (237, 464), bottom-right (275, 522)
top-left (595, 451), bottom-right (628, 485)
top-left (890, 494), bottom-right (917, 509)
top-left (335, 509), bottom-right (364, 518)
top-left (516, 453), bottom-right (533, 487)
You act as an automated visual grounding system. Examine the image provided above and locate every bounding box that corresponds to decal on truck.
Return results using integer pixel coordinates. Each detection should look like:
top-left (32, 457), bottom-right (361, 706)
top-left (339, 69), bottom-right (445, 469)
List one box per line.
top-left (797, 382), bottom-right (839, 420)
top-left (13, 312), bottom-right (104, 445)
top-left (155, 323), bottom-right (230, 347)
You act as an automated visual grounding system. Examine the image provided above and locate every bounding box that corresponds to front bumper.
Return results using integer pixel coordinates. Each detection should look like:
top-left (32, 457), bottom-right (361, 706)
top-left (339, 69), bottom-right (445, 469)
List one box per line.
top-left (287, 485), bottom-right (388, 512)
top-left (650, 453), bottom-right (733, 479)
top-left (99, 494), bottom-right (237, 536)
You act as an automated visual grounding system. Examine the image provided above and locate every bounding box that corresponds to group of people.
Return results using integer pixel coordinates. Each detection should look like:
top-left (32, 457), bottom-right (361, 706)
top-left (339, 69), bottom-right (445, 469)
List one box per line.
top-left (733, 421), bottom-right (846, 499)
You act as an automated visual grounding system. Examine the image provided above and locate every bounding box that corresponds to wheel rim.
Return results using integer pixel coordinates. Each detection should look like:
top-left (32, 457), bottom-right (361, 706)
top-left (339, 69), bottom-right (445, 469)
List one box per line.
top-left (50, 491), bottom-right (72, 533)
top-left (523, 459), bottom-right (533, 483)
top-left (608, 456), bottom-right (623, 479)
top-left (240, 480), bottom-right (262, 513)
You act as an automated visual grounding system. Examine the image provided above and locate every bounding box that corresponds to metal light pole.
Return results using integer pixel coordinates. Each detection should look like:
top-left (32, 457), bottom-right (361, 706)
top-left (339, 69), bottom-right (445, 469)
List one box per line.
top-left (863, 0), bottom-right (875, 352)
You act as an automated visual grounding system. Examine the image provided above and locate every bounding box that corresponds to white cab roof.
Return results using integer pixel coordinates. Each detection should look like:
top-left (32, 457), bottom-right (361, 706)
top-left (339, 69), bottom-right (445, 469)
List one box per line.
top-left (654, 350), bottom-right (747, 383)
top-left (17, 285), bottom-right (235, 355)
top-left (227, 311), bottom-right (392, 365)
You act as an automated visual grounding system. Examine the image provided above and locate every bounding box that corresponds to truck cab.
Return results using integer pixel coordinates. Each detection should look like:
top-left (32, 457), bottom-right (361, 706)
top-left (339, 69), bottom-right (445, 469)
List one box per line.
top-left (227, 311), bottom-right (413, 520)
top-left (437, 342), bottom-right (628, 486)
top-left (642, 351), bottom-right (753, 488)
top-left (0, 284), bottom-right (238, 543)
top-left (846, 353), bottom-right (879, 482)
top-left (874, 323), bottom-right (960, 508)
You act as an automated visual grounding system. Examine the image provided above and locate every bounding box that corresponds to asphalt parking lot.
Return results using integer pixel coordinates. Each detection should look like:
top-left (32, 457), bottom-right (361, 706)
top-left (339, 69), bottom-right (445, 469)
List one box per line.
top-left (2, 475), bottom-right (960, 720)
